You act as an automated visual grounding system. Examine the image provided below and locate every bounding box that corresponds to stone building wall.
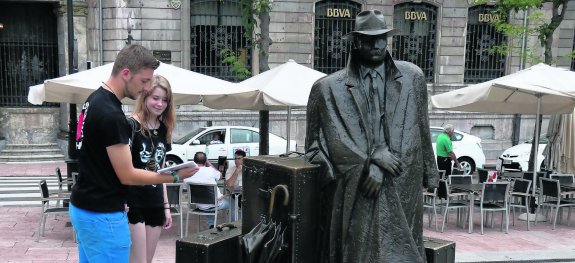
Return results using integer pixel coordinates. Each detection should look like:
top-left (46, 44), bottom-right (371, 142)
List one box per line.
top-left (3, 0), bottom-right (575, 163)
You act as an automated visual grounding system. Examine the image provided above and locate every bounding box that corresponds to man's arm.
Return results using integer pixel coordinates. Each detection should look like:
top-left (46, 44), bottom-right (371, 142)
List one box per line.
top-left (449, 151), bottom-right (461, 169)
top-left (107, 144), bottom-right (198, 185)
top-left (225, 166), bottom-right (241, 189)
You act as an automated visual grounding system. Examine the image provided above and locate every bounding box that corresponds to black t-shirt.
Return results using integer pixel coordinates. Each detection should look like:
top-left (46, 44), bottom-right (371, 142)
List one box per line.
top-left (126, 118), bottom-right (172, 208)
top-left (71, 87), bottom-right (131, 212)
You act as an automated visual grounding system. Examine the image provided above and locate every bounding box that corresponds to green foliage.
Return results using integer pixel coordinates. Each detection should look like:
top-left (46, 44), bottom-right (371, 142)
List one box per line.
top-left (220, 48), bottom-right (252, 81)
top-left (474, 0), bottom-right (570, 64)
top-left (240, 0), bottom-right (272, 40)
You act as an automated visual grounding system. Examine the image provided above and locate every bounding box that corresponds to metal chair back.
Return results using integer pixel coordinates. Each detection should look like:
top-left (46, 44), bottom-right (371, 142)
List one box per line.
top-left (448, 175), bottom-right (472, 185)
top-left (550, 174), bottom-right (575, 185)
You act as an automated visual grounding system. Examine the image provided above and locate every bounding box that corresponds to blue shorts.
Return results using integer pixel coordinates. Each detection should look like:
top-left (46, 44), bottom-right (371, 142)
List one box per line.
top-left (69, 203), bottom-right (131, 263)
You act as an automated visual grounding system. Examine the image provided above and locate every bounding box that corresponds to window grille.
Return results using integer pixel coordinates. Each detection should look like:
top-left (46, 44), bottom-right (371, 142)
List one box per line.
top-left (190, 0), bottom-right (251, 82)
top-left (0, 2), bottom-right (59, 107)
top-left (464, 5), bottom-right (506, 84)
top-left (313, 0), bottom-right (361, 74)
top-left (392, 2), bottom-right (437, 83)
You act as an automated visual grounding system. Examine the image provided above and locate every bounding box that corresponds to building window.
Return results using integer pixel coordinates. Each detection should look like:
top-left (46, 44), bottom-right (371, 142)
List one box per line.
top-left (190, 0), bottom-right (251, 82)
top-left (313, 0), bottom-right (361, 74)
top-left (0, 2), bottom-right (59, 107)
top-left (464, 5), bottom-right (506, 84)
top-left (392, 2), bottom-right (438, 83)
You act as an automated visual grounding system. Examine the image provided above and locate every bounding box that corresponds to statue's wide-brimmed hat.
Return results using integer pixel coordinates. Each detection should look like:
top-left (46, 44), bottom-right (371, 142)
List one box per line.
top-left (343, 10), bottom-right (396, 40)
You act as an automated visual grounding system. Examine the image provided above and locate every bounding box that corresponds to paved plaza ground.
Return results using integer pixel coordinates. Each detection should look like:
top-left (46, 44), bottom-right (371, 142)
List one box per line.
top-left (1, 162), bottom-right (575, 262)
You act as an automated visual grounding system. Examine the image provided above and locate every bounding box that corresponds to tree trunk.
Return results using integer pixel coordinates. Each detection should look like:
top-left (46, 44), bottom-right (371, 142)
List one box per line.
top-left (527, 0), bottom-right (566, 171)
top-left (258, 10), bottom-right (272, 155)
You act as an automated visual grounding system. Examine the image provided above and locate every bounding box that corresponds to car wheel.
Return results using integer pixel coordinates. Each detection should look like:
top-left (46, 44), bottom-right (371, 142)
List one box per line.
top-left (458, 157), bottom-right (475, 175)
top-left (165, 156), bottom-right (182, 167)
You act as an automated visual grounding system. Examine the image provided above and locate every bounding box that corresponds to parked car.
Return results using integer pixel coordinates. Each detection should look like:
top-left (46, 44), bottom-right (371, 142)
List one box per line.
top-left (498, 134), bottom-right (547, 172)
top-left (165, 126), bottom-right (296, 166)
top-left (430, 127), bottom-right (486, 175)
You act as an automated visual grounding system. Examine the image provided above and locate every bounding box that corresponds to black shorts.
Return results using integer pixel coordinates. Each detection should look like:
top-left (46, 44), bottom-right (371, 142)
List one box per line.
top-left (127, 207), bottom-right (165, 227)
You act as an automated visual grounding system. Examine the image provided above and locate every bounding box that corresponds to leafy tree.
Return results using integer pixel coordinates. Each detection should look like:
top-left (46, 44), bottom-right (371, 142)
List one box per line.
top-left (476, 0), bottom-right (570, 171)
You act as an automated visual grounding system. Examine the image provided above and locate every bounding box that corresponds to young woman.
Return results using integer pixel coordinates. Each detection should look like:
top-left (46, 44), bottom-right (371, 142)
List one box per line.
top-left (126, 75), bottom-right (176, 263)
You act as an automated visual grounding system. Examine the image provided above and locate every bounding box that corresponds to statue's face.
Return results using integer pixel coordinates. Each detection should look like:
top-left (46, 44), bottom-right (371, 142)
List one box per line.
top-left (355, 34), bottom-right (387, 66)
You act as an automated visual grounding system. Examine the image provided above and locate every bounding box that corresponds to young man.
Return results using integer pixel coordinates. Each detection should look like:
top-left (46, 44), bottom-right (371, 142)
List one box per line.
top-left (69, 44), bottom-right (199, 263)
top-left (225, 149), bottom-right (245, 190)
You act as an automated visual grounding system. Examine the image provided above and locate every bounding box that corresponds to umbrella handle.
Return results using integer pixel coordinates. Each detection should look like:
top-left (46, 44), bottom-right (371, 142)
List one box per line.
top-left (269, 184), bottom-right (289, 218)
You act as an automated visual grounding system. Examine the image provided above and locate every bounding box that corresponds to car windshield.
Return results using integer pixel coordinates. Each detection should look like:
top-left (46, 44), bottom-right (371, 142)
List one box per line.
top-left (525, 133), bottom-right (549, 144)
top-left (173, 128), bottom-right (206, 144)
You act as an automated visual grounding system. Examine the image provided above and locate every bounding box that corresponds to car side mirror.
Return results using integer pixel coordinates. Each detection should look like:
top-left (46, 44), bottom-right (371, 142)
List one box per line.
top-left (192, 139), bottom-right (200, 145)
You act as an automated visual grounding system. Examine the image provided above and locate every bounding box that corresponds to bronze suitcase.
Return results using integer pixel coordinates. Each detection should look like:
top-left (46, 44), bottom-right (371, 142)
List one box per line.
top-left (423, 236), bottom-right (456, 263)
top-left (176, 224), bottom-right (241, 263)
top-left (242, 156), bottom-right (321, 263)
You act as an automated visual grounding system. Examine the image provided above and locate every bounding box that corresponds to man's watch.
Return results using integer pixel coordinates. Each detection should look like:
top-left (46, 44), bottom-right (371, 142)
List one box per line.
top-left (171, 170), bottom-right (180, 183)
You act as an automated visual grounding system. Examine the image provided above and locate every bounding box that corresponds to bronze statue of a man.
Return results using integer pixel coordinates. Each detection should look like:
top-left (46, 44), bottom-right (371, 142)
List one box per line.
top-left (305, 10), bottom-right (439, 262)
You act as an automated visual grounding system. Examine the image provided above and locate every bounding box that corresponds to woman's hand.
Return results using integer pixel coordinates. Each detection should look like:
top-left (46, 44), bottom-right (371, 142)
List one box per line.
top-left (163, 210), bottom-right (173, 229)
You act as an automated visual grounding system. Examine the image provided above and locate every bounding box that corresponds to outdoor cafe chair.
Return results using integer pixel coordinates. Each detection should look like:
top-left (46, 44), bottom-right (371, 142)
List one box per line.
top-left (448, 174), bottom-right (473, 185)
top-left (423, 187), bottom-right (438, 231)
top-left (508, 178), bottom-right (532, 230)
top-left (37, 180), bottom-right (73, 241)
top-left (536, 178), bottom-right (575, 230)
top-left (437, 180), bottom-right (470, 233)
top-left (165, 183), bottom-right (184, 238)
top-left (476, 182), bottom-right (510, 235)
top-left (550, 174), bottom-right (575, 196)
top-left (55, 167), bottom-right (74, 192)
top-left (477, 168), bottom-right (490, 183)
top-left (185, 182), bottom-right (229, 236)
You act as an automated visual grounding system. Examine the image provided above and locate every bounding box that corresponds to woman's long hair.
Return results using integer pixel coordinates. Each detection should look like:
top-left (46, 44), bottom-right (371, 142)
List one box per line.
top-left (132, 75), bottom-right (176, 142)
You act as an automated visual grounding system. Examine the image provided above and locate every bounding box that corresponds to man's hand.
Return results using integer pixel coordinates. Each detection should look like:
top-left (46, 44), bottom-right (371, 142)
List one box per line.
top-left (176, 166), bottom-right (200, 180)
top-left (371, 144), bottom-right (403, 177)
top-left (360, 164), bottom-right (383, 198)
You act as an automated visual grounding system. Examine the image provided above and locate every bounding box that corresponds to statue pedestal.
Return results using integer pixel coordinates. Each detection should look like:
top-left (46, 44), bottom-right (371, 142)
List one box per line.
top-left (423, 236), bottom-right (455, 263)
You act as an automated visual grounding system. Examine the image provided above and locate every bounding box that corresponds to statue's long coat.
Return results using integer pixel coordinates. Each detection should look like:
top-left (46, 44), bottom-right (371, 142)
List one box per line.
top-left (305, 51), bottom-right (439, 263)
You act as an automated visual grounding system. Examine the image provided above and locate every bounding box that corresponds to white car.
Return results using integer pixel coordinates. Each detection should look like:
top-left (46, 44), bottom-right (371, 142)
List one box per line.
top-left (499, 134), bottom-right (547, 172)
top-left (430, 127), bottom-right (486, 175)
top-left (165, 126), bottom-right (296, 166)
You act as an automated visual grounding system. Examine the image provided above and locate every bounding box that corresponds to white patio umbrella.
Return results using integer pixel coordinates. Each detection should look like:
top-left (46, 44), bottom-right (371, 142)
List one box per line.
top-left (28, 62), bottom-right (235, 105)
top-left (432, 63), bottom-right (575, 199)
top-left (544, 111), bottom-right (575, 174)
top-left (203, 59), bottom-right (327, 152)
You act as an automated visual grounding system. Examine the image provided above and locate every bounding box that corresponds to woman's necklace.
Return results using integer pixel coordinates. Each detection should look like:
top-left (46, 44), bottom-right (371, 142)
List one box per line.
top-left (146, 118), bottom-right (159, 136)
top-left (101, 81), bottom-right (117, 98)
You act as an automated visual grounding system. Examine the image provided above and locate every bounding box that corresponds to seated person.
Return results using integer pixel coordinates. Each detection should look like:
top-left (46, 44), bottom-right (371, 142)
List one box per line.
top-left (209, 133), bottom-right (224, 144)
top-left (183, 151), bottom-right (234, 228)
top-left (225, 149), bottom-right (245, 191)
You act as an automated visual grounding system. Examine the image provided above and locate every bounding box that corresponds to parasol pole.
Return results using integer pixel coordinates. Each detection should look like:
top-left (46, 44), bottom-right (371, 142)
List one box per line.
top-left (533, 95), bottom-right (541, 197)
top-left (286, 106), bottom-right (292, 153)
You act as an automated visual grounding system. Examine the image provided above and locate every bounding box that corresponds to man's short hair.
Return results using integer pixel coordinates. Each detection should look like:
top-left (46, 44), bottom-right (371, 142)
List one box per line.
top-left (193, 152), bottom-right (207, 165)
top-left (443, 124), bottom-right (453, 133)
top-left (234, 150), bottom-right (246, 157)
top-left (112, 44), bottom-right (159, 76)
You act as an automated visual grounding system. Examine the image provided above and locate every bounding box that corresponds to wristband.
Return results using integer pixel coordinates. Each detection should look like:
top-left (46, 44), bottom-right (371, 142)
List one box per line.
top-left (171, 170), bottom-right (180, 183)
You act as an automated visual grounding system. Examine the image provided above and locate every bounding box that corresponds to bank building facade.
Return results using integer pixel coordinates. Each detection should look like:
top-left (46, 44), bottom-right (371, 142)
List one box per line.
top-left (1, 0), bottom-right (575, 164)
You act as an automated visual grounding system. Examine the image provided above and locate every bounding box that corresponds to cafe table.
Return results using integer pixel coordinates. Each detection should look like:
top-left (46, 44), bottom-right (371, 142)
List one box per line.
top-left (450, 183), bottom-right (483, 233)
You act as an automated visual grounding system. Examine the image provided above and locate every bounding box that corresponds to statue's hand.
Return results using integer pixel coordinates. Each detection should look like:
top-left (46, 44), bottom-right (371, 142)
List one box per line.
top-left (371, 144), bottom-right (403, 177)
top-left (360, 164), bottom-right (383, 199)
